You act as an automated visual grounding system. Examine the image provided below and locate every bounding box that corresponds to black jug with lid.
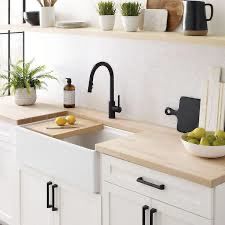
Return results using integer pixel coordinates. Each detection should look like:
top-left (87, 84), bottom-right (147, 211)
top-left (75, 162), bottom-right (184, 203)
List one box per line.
top-left (183, 0), bottom-right (213, 36)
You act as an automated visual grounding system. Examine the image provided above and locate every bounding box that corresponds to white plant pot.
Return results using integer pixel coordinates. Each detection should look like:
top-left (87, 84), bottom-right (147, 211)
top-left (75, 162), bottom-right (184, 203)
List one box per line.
top-left (15, 88), bottom-right (37, 106)
top-left (99, 15), bottom-right (115, 31)
top-left (122, 16), bottom-right (139, 32)
top-left (40, 7), bottom-right (55, 28)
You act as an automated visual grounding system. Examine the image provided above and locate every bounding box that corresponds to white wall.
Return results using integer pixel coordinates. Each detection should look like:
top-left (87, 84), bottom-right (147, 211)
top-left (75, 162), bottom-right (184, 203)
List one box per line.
top-left (25, 0), bottom-right (225, 128)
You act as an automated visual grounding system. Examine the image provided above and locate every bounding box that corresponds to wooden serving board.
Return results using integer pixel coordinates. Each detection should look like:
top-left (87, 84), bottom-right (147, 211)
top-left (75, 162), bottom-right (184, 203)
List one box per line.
top-left (146, 0), bottom-right (184, 31)
top-left (24, 117), bottom-right (104, 139)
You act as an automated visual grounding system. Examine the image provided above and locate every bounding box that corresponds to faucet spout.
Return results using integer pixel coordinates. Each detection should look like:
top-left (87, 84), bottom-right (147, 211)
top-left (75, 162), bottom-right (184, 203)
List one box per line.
top-left (87, 62), bottom-right (122, 119)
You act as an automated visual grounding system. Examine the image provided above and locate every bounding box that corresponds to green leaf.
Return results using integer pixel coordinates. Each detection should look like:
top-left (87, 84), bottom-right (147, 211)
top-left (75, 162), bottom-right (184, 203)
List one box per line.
top-left (0, 59), bottom-right (57, 93)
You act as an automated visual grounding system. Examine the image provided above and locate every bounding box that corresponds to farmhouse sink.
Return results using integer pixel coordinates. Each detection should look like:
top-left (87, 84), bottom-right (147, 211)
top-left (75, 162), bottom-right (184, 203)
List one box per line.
top-left (16, 125), bottom-right (131, 193)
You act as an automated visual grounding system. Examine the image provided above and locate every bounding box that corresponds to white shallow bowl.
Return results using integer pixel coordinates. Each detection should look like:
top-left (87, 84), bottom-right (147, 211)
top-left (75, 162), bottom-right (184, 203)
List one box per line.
top-left (181, 134), bottom-right (225, 158)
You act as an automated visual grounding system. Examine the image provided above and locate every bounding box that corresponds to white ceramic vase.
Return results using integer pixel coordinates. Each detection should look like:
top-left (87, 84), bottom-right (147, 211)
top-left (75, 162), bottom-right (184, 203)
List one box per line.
top-left (122, 16), bottom-right (139, 32)
top-left (15, 88), bottom-right (37, 106)
top-left (99, 15), bottom-right (115, 31)
top-left (40, 7), bottom-right (55, 28)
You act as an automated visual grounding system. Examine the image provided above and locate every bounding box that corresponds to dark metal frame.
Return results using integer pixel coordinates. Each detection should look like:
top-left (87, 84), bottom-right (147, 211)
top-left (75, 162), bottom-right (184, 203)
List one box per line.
top-left (0, 0), bottom-right (26, 95)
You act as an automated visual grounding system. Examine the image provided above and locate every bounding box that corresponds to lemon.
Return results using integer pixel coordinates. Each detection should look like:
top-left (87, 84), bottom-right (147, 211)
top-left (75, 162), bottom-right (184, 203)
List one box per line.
top-left (55, 117), bottom-right (67, 126)
top-left (66, 115), bottom-right (76, 125)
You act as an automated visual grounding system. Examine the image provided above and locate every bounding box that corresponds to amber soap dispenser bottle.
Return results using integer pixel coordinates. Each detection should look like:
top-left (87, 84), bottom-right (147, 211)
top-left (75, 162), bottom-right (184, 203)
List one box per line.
top-left (64, 78), bottom-right (75, 108)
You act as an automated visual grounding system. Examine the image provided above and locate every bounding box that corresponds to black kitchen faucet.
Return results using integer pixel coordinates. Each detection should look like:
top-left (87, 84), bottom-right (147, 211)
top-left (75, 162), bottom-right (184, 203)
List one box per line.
top-left (88, 62), bottom-right (122, 119)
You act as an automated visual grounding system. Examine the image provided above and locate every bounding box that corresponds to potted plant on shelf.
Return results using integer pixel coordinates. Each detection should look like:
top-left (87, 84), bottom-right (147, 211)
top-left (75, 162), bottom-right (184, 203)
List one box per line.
top-left (120, 2), bottom-right (142, 32)
top-left (0, 60), bottom-right (57, 106)
top-left (36, 0), bottom-right (58, 27)
top-left (97, 1), bottom-right (116, 31)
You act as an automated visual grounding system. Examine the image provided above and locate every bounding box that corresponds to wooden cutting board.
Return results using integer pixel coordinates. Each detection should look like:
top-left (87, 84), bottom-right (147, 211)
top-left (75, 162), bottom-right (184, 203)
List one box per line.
top-left (165, 97), bottom-right (200, 133)
top-left (146, 0), bottom-right (184, 31)
top-left (24, 117), bottom-right (104, 139)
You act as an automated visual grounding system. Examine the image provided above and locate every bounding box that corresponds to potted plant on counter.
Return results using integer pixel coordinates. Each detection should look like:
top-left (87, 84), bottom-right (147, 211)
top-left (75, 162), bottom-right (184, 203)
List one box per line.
top-left (36, 0), bottom-right (58, 27)
top-left (97, 1), bottom-right (116, 31)
top-left (121, 2), bottom-right (142, 32)
top-left (0, 60), bottom-right (57, 106)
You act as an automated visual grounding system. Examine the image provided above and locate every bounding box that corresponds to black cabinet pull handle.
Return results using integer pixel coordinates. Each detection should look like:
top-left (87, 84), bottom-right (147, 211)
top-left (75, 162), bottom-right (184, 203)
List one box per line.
top-left (150, 208), bottom-right (157, 225)
top-left (142, 205), bottom-right (149, 225)
top-left (137, 177), bottom-right (165, 190)
top-left (47, 182), bottom-right (52, 208)
top-left (52, 184), bottom-right (58, 211)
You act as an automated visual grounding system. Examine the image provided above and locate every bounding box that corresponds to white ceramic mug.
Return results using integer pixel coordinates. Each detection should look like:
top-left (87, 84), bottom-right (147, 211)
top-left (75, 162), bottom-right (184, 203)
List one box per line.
top-left (40, 7), bottom-right (55, 28)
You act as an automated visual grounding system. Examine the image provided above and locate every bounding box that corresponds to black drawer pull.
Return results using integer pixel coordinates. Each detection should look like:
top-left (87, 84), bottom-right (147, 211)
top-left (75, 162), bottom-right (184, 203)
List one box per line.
top-left (150, 208), bottom-right (157, 225)
top-left (52, 184), bottom-right (58, 211)
top-left (47, 181), bottom-right (52, 208)
top-left (142, 205), bottom-right (149, 225)
top-left (137, 177), bottom-right (165, 190)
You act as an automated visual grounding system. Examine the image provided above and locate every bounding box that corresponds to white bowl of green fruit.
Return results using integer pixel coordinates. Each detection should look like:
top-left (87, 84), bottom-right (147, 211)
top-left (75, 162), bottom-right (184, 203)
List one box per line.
top-left (181, 128), bottom-right (225, 158)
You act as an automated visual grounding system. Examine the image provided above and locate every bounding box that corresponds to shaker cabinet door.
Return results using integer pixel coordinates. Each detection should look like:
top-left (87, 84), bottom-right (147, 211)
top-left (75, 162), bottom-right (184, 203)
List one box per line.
top-left (0, 146), bottom-right (18, 225)
top-left (20, 167), bottom-right (53, 225)
top-left (151, 199), bottom-right (212, 225)
top-left (103, 182), bottom-right (151, 225)
top-left (53, 180), bottom-right (101, 225)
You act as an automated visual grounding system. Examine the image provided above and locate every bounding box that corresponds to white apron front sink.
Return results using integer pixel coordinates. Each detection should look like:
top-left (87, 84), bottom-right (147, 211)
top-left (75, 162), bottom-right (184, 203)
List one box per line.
top-left (16, 126), bottom-right (131, 193)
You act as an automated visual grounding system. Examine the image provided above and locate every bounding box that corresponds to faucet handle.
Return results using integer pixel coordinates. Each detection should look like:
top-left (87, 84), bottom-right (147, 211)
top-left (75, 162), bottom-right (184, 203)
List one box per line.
top-left (118, 95), bottom-right (120, 107)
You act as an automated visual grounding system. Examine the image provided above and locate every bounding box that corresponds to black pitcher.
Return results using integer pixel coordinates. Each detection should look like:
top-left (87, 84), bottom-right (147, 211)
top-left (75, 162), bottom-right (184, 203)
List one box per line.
top-left (183, 0), bottom-right (213, 36)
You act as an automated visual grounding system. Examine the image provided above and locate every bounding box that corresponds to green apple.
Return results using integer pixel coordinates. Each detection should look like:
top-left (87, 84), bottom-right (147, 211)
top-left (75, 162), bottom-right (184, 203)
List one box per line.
top-left (213, 138), bottom-right (225, 146)
top-left (215, 130), bottom-right (225, 139)
top-left (206, 134), bottom-right (216, 145)
top-left (200, 137), bottom-right (210, 146)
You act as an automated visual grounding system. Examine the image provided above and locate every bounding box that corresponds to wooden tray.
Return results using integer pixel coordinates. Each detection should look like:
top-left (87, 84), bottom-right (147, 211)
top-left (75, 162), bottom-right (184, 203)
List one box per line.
top-left (146, 0), bottom-right (184, 31)
top-left (24, 117), bottom-right (104, 139)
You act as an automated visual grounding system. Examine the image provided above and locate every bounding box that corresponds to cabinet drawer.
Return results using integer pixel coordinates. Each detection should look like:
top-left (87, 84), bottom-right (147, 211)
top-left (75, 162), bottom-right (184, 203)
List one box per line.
top-left (101, 155), bottom-right (213, 219)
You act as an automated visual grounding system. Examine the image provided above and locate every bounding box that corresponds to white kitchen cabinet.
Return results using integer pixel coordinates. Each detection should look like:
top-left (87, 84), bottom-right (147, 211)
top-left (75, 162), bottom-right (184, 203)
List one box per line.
top-left (53, 180), bottom-right (101, 225)
top-left (103, 182), bottom-right (150, 225)
top-left (0, 145), bottom-right (18, 225)
top-left (20, 167), bottom-right (53, 225)
top-left (101, 155), bottom-right (214, 225)
top-left (151, 199), bottom-right (212, 225)
top-left (20, 166), bottom-right (101, 225)
top-left (0, 122), bottom-right (19, 225)
top-left (102, 182), bottom-right (212, 225)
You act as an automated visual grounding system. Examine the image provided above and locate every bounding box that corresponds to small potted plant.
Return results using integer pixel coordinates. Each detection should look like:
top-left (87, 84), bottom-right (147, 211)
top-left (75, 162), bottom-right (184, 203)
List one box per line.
top-left (0, 60), bottom-right (57, 106)
top-left (120, 2), bottom-right (142, 32)
top-left (36, 0), bottom-right (58, 27)
top-left (97, 1), bottom-right (116, 31)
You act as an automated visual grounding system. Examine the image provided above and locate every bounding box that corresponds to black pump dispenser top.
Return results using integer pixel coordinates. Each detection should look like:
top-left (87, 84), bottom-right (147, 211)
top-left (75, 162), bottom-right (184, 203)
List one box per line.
top-left (66, 78), bottom-right (72, 85)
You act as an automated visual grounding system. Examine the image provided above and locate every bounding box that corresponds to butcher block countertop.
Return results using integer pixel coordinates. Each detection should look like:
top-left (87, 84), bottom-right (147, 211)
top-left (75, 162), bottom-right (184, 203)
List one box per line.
top-left (1, 96), bottom-right (225, 188)
top-left (0, 96), bottom-right (67, 125)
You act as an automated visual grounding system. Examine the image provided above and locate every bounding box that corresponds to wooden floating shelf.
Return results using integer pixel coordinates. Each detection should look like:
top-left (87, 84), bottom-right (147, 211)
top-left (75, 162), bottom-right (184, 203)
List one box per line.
top-left (1, 24), bottom-right (225, 47)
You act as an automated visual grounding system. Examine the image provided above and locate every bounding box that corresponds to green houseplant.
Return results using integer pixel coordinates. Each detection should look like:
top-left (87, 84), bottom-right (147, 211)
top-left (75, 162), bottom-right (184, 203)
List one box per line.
top-left (120, 2), bottom-right (142, 32)
top-left (0, 60), bottom-right (57, 106)
top-left (97, 1), bottom-right (116, 31)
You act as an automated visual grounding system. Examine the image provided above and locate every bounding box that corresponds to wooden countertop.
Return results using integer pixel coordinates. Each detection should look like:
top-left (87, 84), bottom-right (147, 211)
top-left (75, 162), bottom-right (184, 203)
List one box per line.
top-left (1, 96), bottom-right (225, 187)
top-left (0, 96), bottom-right (67, 125)
top-left (96, 128), bottom-right (225, 188)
